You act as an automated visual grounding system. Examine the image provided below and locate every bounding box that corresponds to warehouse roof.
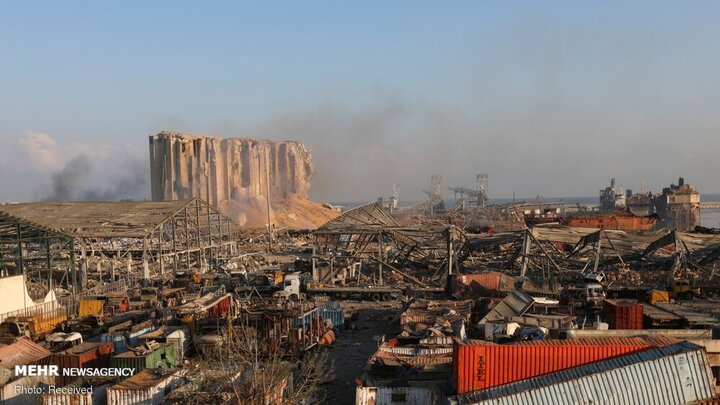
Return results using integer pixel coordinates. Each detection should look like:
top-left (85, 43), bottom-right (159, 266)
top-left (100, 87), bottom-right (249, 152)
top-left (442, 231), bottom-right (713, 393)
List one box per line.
top-left (0, 199), bottom-right (195, 238)
top-left (0, 210), bottom-right (72, 240)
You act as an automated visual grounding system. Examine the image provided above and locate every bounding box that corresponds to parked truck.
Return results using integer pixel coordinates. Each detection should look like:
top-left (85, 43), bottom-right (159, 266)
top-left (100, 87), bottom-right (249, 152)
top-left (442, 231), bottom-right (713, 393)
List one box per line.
top-left (0, 307), bottom-right (67, 343)
top-left (274, 272), bottom-right (401, 301)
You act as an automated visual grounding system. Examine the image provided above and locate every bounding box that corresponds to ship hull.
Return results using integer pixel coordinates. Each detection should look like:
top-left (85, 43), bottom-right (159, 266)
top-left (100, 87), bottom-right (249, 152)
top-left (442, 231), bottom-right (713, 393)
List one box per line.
top-left (560, 213), bottom-right (655, 231)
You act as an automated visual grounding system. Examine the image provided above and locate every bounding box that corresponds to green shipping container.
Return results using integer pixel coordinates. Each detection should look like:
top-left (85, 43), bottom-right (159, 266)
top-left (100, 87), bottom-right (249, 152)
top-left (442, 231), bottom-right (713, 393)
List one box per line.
top-left (110, 343), bottom-right (177, 377)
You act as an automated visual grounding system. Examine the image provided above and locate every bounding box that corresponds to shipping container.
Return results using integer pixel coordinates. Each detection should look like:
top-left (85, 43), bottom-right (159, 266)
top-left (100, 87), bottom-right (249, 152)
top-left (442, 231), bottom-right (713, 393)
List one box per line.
top-left (107, 368), bottom-right (185, 405)
top-left (2, 307), bottom-right (67, 340)
top-left (166, 327), bottom-right (190, 360)
top-left (39, 341), bottom-right (114, 387)
top-left (79, 300), bottom-right (104, 317)
top-left (136, 326), bottom-right (191, 360)
top-left (41, 391), bottom-right (93, 405)
top-left (0, 338), bottom-right (51, 384)
top-left (449, 342), bottom-right (715, 405)
top-left (0, 375), bottom-right (55, 405)
top-left (603, 299), bottom-right (644, 329)
top-left (316, 300), bottom-right (345, 331)
top-left (41, 384), bottom-right (108, 405)
top-left (452, 337), bottom-right (673, 393)
top-left (356, 386), bottom-right (440, 405)
top-left (111, 343), bottom-right (177, 375)
top-left (648, 289), bottom-right (670, 304)
top-left (100, 323), bottom-right (156, 354)
top-left (372, 348), bottom-right (453, 367)
top-left (448, 272), bottom-right (515, 297)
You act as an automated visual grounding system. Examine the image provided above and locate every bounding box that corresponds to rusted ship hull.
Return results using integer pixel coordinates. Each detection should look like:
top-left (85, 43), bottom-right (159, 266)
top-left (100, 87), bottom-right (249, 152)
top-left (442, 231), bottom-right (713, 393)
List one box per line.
top-left (560, 212), bottom-right (656, 231)
top-left (524, 215), bottom-right (558, 227)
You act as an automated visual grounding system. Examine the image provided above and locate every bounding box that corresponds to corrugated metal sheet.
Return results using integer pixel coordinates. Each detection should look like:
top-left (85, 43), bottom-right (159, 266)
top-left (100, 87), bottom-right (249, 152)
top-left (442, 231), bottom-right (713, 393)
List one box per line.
top-left (320, 309), bottom-right (344, 331)
top-left (0, 375), bottom-right (55, 404)
top-left (420, 336), bottom-right (455, 345)
top-left (136, 326), bottom-right (190, 360)
top-left (356, 386), bottom-right (439, 405)
top-left (38, 341), bottom-right (114, 387)
top-left (0, 337), bottom-right (51, 369)
top-left (107, 368), bottom-right (185, 405)
top-left (603, 299), bottom-right (643, 329)
top-left (400, 310), bottom-right (438, 325)
top-left (371, 348), bottom-right (452, 367)
top-left (379, 346), bottom-right (453, 356)
top-left (449, 273), bottom-right (512, 297)
top-left (41, 393), bottom-right (93, 405)
top-left (452, 337), bottom-right (675, 393)
top-left (449, 342), bottom-right (715, 405)
top-left (480, 290), bottom-right (534, 324)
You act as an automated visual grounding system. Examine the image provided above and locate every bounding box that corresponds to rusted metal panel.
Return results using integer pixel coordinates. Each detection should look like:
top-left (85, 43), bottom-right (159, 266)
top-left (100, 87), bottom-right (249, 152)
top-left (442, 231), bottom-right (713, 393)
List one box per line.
top-left (449, 342), bottom-right (715, 405)
top-left (107, 368), bottom-right (185, 405)
top-left (37, 341), bottom-right (114, 387)
top-left (399, 310), bottom-right (438, 326)
top-left (452, 337), bottom-right (674, 393)
top-left (0, 338), bottom-right (51, 373)
top-left (371, 348), bottom-right (452, 367)
top-left (78, 300), bottom-right (104, 317)
top-left (356, 386), bottom-right (439, 405)
top-left (111, 343), bottom-right (177, 375)
top-left (449, 273), bottom-right (509, 297)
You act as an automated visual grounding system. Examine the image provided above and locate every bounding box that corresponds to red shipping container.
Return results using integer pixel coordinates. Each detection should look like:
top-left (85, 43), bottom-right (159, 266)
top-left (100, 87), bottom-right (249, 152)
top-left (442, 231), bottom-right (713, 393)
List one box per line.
top-left (37, 340), bottom-right (114, 386)
top-left (602, 299), bottom-right (644, 330)
top-left (452, 337), bottom-right (675, 394)
top-left (449, 272), bottom-right (515, 297)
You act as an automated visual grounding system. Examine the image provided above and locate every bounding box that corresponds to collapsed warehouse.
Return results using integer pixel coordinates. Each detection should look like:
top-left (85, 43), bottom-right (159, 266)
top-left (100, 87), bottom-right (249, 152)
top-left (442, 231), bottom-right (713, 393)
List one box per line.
top-left (0, 198), bottom-right (239, 295)
top-left (1, 193), bottom-right (720, 403)
top-left (1, 131), bottom-right (720, 403)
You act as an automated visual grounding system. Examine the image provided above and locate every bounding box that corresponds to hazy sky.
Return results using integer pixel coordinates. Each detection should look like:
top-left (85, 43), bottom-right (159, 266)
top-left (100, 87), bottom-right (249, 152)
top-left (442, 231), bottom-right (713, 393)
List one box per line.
top-left (1, 2), bottom-right (719, 203)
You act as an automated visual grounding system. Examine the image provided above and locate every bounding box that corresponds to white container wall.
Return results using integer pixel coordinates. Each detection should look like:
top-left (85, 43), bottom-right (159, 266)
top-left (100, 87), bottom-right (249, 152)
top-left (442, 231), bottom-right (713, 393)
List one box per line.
top-left (166, 326), bottom-right (190, 360)
top-left (41, 385), bottom-right (107, 405)
top-left (0, 375), bottom-right (55, 405)
top-left (107, 369), bottom-right (185, 405)
top-left (356, 386), bottom-right (439, 405)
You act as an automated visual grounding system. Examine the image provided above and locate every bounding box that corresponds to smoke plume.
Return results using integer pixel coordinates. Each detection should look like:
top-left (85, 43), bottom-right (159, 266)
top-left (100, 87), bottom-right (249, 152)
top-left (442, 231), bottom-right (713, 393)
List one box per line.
top-left (40, 156), bottom-right (148, 201)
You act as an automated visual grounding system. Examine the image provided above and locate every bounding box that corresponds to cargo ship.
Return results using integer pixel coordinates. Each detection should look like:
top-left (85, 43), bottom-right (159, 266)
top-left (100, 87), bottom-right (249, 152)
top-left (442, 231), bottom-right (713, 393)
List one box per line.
top-left (559, 210), bottom-right (656, 232)
top-left (523, 209), bottom-right (559, 227)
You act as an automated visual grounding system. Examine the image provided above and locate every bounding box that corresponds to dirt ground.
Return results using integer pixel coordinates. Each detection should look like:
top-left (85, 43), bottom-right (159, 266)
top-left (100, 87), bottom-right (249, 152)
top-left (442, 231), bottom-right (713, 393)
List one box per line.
top-left (319, 301), bottom-right (403, 404)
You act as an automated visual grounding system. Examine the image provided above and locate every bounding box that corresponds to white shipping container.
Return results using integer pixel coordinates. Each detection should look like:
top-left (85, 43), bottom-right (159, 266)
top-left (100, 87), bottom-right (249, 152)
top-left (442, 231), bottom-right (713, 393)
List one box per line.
top-left (449, 342), bottom-right (715, 405)
top-left (0, 375), bottom-right (55, 405)
top-left (166, 326), bottom-right (190, 360)
top-left (41, 385), bottom-right (108, 405)
top-left (356, 386), bottom-right (439, 405)
top-left (107, 369), bottom-right (185, 405)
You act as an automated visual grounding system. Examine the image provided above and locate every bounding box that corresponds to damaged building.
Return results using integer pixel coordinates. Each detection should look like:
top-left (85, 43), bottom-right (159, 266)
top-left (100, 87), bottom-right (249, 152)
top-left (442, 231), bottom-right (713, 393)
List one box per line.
top-left (149, 131), bottom-right (338, 229)
top-left (0, 198), bottom-right (239, 294)
top-left (656, 177), bottom-right (702, 231)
